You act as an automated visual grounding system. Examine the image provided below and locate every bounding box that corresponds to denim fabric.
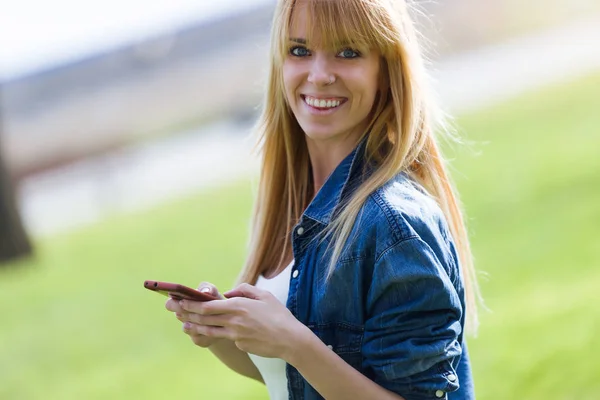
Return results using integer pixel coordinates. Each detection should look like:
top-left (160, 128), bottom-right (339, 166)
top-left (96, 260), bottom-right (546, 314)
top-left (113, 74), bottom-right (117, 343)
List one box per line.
top-left (285, 139), bottom-right (475, 400)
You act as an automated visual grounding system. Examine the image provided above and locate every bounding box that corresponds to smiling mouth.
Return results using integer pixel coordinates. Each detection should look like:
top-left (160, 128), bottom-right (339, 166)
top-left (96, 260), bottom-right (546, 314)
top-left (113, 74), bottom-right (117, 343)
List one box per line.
top-left (302, 95), bottom-right (347, 110)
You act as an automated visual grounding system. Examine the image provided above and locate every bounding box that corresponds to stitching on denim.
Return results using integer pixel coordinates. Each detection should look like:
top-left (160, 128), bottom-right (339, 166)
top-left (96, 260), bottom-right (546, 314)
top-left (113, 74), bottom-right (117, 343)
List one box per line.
top-left (303, 214), bottom-right (326, 227)
top-left (338, 254), bottom-right (366, 264)
top-left (374, 236), bottom-right (418, 264)
top-left (311, 321), bottom-right (365, 332)
top-left (309, 322), bottom-right (364, 354)
top-left (371, 191), bottom-right (404, 242)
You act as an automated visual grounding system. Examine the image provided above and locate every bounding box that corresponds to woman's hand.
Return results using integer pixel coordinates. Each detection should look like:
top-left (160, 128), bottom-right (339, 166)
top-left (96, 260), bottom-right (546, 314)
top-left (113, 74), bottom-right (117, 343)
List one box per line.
top-left (179, 283), bottom-right (311, 361)
top-left (165, 282), bottom-right (225, 348)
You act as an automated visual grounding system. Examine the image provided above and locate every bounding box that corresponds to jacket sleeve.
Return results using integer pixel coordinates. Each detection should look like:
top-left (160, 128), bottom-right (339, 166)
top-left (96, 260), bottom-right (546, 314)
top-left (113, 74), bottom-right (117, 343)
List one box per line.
top-left (362, 237), bottom-right (464, 400)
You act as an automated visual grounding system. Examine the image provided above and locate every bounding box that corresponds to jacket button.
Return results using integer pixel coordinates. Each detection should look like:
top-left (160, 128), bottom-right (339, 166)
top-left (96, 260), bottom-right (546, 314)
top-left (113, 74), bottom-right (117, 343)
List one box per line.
top-left (296, 226), bottom-right (305, 235)
top-left (447, 373), bottom-right (457, 382)
top-left (292, 270), bottom-right (299, 279)
top-left (435, 390), bottom-right (445, 398)
top-left (326, 345), bottom-right (333, 350)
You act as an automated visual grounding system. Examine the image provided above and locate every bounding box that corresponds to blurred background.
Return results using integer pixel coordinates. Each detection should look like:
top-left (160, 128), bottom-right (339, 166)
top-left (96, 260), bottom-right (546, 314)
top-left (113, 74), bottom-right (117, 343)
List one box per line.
top-left (1, 0), bottom-right (599, 399)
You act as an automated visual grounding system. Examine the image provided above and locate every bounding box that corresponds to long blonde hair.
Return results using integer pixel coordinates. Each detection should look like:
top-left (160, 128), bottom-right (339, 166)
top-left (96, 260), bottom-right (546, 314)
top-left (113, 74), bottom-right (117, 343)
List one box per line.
top-left (238, 0), bottom-right (481, 333)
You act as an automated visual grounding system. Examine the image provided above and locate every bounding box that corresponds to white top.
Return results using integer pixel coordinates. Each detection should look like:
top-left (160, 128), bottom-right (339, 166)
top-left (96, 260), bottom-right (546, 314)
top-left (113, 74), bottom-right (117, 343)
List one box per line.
top-left (248, 260), bottom-right (294, 400)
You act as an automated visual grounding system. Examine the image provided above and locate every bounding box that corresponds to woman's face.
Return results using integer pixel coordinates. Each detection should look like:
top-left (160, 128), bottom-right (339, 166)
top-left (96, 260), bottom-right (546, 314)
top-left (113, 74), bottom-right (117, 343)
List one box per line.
top-left (282, 5), bottom-right (381, 145)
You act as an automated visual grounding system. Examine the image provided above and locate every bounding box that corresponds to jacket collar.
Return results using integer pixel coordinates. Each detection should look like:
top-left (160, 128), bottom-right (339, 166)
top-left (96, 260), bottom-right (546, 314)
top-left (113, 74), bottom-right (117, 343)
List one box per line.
top-left (302, 137), bottom-right (370, 226)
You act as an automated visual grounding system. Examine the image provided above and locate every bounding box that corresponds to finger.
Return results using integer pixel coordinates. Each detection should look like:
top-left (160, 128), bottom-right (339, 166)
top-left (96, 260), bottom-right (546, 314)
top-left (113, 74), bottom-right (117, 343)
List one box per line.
top-left (165, 297), bottom-right (183, 312)
top-left (189, 334), bottom-right (214, 348)
top-left (186, 312), bottom-right (231, 327)
top-left (196, 282), bottom-right (224, 299)
top-left (175, 311), bottom-right (191, 322)
top-left (180, 298), bottom-right (247, 315)
top-left (184, 322), bottom-right (235, 340)
top-left (179, 299), bottom-right (212, 315)
top-left (224, 283), bottom-right (265, 300)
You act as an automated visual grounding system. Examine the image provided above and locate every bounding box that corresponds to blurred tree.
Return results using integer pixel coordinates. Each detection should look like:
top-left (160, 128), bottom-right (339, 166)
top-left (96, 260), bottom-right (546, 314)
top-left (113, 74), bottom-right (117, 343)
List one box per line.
top-left (0, 87), bottom-right (33, 264)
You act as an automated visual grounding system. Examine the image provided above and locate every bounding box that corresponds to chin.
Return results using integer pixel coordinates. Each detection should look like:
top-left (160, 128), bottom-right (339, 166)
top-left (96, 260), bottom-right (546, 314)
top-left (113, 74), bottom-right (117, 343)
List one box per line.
top-left (302, 129), bottom-right (338, 142)
top-left (299, 122), bottom-right (343, 141)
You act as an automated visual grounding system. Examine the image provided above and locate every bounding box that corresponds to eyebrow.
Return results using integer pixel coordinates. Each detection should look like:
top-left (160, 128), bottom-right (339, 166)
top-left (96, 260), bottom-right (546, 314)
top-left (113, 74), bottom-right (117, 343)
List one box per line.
top-left (289, 38), bottom-right (307, 44)
top-left (288, 37), bottom-right (361, 50)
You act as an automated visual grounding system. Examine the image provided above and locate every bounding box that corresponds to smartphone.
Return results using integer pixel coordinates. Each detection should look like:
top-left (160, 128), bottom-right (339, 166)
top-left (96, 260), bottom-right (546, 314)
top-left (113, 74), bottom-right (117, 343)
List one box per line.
top-left (144, 280), bottom-right (219, 302)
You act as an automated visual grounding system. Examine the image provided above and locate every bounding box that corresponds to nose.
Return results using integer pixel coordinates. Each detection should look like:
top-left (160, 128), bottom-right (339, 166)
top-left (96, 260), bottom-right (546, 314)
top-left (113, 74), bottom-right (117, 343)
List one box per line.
top-left (307, 54), bottom-right (334, 87)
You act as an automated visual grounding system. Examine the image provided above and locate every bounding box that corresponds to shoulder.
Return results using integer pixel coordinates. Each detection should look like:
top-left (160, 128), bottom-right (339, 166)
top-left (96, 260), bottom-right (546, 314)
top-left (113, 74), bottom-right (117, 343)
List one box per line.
top-left (357, 173), bottom-right (455, 263)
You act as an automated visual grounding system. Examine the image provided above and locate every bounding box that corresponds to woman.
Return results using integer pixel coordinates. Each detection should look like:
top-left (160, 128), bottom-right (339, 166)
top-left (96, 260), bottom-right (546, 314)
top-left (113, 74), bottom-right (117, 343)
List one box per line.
top-left (166, 0), bottom-right (480, 399)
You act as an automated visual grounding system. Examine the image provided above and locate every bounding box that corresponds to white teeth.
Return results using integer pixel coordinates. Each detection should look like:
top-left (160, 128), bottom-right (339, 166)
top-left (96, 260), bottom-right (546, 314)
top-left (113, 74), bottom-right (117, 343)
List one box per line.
top-left (304, 96), bottom-right (342, 109)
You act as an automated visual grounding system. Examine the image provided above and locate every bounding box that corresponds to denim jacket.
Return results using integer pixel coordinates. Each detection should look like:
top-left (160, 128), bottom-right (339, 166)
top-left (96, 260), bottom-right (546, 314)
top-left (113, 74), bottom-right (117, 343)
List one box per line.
top-left (285, 139), bottom-right (475, 400)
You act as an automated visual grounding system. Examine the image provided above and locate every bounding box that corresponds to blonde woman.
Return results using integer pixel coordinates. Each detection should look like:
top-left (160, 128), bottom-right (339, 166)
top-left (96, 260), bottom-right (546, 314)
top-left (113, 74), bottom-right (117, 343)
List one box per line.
top-left (166, 0), bottom-right (479, 399)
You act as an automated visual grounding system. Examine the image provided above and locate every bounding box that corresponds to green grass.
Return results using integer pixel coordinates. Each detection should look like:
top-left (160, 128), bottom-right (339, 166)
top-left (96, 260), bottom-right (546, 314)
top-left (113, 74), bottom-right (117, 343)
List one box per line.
top-left (0, 184), bottom-right (265, 399)
top-left (451, 72), bottom-right (600, 399)
top-left (1, 72), bottom-right (599, 399)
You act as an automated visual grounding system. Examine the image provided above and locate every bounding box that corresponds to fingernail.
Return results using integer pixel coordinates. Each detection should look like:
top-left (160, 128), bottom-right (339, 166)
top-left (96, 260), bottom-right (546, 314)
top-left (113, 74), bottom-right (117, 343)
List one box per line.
top-left (200, 287), bottom-right (211, 293)
top-left (183, 322), bottom-right (191, 330)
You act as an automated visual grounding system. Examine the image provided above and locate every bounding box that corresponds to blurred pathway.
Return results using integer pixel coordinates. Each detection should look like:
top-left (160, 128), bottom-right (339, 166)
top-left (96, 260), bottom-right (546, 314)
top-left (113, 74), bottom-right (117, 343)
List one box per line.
top-left (18, 15), bottom-right (600, 237)
top-left (432, 15), bottom-right (600, 114)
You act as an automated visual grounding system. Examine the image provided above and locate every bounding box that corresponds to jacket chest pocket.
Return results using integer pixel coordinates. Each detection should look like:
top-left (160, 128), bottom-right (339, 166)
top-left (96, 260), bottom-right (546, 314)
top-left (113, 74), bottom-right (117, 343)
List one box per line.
top-left (309, 322), bottom-right (364, 370)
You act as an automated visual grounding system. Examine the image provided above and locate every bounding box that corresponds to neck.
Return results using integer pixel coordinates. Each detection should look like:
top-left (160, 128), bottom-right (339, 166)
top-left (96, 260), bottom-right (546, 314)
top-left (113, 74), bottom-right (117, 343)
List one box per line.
top-left (305, 134), bottom-right (361, 198)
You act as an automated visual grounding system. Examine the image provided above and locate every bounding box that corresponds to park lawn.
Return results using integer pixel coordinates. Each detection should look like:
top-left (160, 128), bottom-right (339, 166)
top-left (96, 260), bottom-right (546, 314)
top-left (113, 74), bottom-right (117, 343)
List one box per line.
top-left (1, 71), bottom-right (599, 399)
top-left (0, 181), bottom-right (266, 399)
top-left (453, 71), bottom-right (600, 399)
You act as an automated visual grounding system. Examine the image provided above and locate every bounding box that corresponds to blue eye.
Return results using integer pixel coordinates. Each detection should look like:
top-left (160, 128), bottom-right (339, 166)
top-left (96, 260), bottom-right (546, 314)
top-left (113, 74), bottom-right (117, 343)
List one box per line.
top-left (290, 46), bottom-right (310, 57)
top-left (338, 48), bottom-right (360, 58)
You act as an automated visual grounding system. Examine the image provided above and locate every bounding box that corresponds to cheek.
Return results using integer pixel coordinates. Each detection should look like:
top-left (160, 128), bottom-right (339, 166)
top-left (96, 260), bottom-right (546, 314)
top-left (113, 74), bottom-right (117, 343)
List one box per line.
top-left (348, 73), bottom-right (379, 108)
top-left (359, 57), bottom-right (381, 103)
top-left (361, 69), bottom-right (380, 108)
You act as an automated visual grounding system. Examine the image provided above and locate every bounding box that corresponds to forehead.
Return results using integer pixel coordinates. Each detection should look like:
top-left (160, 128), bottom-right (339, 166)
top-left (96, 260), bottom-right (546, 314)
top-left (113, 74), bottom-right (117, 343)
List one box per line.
top-left (288, 2), bottom-right (309, 34)
top-left (287, 1), bottom-right (362, 49)
top-left (288, 2), bottom-right (321, 44)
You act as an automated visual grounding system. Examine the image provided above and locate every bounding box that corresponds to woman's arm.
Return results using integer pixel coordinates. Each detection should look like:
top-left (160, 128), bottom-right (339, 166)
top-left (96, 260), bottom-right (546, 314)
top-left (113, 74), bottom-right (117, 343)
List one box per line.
top-left (181, 287), bottom-right (404, 400)
top-left (286, 326), bottom-right (405, 400)
top-left (181, 247), bottom-right (462, 400)
top-left (207, 337), bottom-right (264, 383)
top-left (166, 296), bottom-right (264, 383)
top-left (285, 238), bottom-right (462, 400)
